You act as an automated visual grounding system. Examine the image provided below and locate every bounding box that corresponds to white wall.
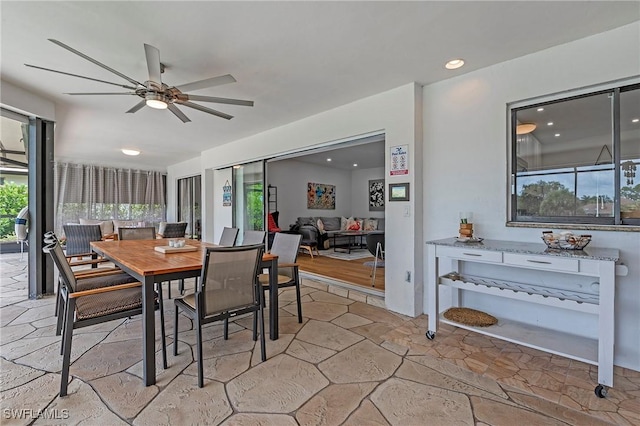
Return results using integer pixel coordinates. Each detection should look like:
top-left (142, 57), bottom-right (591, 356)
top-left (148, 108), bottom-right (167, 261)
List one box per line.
top-left (351, 167), bottom-right (385, 220)
top-left (423, 22), bottom-right (640, 369)
top-left (0, 79), bottom-right (55, 120)
top-left (185, 83), bottom-right (424, 317)
top-left (268, 159), bottom-right (352, 228)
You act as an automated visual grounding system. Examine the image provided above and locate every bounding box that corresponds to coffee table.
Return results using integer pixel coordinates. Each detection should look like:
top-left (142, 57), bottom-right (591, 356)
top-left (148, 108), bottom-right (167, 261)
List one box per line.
top-left (333, 231), bottom-right (369, 254)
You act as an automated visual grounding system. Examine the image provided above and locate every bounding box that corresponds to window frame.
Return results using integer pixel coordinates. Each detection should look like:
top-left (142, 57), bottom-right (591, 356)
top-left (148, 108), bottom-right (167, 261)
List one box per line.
top-left (507, 78), bottom-right (640, 228)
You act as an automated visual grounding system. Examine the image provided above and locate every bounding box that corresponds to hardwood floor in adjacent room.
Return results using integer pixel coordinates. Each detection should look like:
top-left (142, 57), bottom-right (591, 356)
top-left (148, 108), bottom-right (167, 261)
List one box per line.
top-left (296, 250), bottom-right (385, 291)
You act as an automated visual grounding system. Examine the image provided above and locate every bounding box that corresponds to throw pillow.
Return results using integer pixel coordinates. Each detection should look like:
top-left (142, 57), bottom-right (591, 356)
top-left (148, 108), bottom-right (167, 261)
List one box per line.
top-left (79, 218), bottom-right (114, 236)
top-left (340, 216), bottom-right (349, 230)
top-left (363, 218), bottom-right (378, 231)
top-left (316, 219), bottom-right (326, 234)
top-left (320, 216), bottom-right (341, 231)
top-left (347, 217), bottom-right (361, 231)
top-left (268, 213), bottom-right (281, 232)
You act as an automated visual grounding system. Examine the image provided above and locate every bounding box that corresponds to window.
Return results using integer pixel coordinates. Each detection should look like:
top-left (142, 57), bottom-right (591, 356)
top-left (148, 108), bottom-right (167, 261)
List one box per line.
top-left (509, 81), bottom-right (640, 226)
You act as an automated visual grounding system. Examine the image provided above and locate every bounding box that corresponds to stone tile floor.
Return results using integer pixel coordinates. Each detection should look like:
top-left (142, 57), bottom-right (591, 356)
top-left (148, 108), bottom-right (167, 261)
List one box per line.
top-left (1, 252), bottom-right (639, 425)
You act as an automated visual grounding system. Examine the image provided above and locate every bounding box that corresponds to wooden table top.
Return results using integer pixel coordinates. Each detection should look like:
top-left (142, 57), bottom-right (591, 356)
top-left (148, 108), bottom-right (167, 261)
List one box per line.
top-left (91, 239), bottom-right (276, 276)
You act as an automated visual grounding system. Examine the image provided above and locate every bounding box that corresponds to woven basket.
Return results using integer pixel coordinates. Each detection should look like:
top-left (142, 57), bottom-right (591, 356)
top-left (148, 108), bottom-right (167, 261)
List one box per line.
top-left (443, 307), bottom-right (497, 327)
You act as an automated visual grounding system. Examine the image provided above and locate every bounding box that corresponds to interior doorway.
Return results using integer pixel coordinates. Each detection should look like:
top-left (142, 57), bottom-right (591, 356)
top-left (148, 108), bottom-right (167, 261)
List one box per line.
top-left (265, 133), bottom-right (386, 293)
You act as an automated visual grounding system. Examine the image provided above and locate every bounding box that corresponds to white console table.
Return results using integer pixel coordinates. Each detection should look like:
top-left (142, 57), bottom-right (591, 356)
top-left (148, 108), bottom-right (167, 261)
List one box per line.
top-left (425, 238), bottom-right (624, 398)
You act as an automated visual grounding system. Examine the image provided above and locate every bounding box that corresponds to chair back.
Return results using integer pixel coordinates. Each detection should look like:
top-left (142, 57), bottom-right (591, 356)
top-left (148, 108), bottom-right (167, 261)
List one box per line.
top-left (366, 233), bottom-right (385, 259)
top-left (159, 222), bottom-right (188, 238)
top-left (239, 230), bottom-right (266, 246)
top-left (44, 242), bottom-right (78, 292)
top-left (199, 245), bottom-right (264, 317)
top-left (63, 224), bottom-right (102, 256)
top-left (218, 227), bottom-right (239, 246)
top-left (270, 232), bottom-right (302, 278)
top-left (118, 226), bottom-right (156, 240)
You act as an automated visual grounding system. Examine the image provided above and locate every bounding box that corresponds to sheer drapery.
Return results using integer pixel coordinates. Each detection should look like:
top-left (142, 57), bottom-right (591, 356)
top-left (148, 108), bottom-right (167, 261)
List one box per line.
top-left (54, 162), bottom-right (166, 234)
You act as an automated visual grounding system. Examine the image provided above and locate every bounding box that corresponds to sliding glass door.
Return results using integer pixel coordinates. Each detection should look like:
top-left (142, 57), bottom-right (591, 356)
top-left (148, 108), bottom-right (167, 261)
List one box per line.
top-left (177, 175), bottom-right (201, 240)
top-left (232, 161), bottom-right (265, 239)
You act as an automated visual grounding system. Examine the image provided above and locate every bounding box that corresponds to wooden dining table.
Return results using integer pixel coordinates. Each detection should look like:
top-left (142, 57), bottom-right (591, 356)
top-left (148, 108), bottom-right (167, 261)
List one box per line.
top-left (90, 238), bottom-right (278, 387)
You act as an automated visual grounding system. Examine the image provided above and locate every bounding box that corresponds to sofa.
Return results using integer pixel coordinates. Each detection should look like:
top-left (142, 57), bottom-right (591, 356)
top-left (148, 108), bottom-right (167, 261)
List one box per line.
top-left (291, 216), bottom-right (385, 250)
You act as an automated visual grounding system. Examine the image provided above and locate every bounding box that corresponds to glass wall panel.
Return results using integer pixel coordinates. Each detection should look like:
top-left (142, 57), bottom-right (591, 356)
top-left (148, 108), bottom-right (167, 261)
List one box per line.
top-left (620, 87), bottom-right (640, 221)
top-left (177, 175), bottom-right (201, 239)
top-left (232, 161), bottom-right (264, 242)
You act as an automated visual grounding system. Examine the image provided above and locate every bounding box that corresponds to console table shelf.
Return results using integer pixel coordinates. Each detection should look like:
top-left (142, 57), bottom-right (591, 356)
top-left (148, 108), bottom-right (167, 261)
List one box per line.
top-left (425, 238), bottom-right (624, 399)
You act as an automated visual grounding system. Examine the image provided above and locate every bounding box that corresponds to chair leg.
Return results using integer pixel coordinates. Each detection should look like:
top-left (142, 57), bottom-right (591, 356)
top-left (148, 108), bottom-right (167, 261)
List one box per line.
top-left (179, 279), bottom-right (185, 295)
top-left (157, 285), bottom-right (167, 369)
top-left (259, 306), bottom-right (266, 362)
top-left (56, 291), bottom-right (66, 337)
top-left (60, 299), bottom-right (76, 397)
top-left (195, 317), bottom-right (204, 388)
top-left (252, 310), bottom-right (258, 341)
top-left (295, 271), bottom-right (303, 323)
top-left (223, 318), bottom-right (229, 340)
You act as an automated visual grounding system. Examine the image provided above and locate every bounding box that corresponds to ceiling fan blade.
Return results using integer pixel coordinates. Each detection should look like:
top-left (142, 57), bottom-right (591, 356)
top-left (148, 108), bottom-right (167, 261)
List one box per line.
top-left (180, 101), bottom-right (233, 120)
top-left (183, 94), bottom-right (254, 107)
top-left (144, 44), bottom-right (162, 84)
top-left (167, 104), bottom-right (191, 123)
top-left (175, 74), bottom-right (236, 93)
top-left (65, 92), bottom-right (136, 95)
top-left (126, 100), bottom-right (147, 114)
top-left (25, 64), bottom-right (138, 90)
top-left (48, 39), bottom-right (143, 87)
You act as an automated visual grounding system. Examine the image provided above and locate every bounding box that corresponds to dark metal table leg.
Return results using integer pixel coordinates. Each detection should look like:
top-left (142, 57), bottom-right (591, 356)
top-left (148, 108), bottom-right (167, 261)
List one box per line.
top-left (269, 258), bottom-right (279, 340)
top-left (142, 275), bottom-right (156, 386)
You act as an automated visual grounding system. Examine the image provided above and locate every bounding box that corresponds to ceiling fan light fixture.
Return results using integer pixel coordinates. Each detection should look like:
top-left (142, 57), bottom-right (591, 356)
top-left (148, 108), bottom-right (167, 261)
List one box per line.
top-left (516, 123), bottom-right (537, 135)
top-left (145, 93), bottom-right (168, 109)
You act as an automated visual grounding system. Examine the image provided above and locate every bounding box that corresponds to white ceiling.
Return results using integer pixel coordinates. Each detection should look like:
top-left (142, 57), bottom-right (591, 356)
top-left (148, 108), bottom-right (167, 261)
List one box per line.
top-left (1, 1), bottom-right (639, 171)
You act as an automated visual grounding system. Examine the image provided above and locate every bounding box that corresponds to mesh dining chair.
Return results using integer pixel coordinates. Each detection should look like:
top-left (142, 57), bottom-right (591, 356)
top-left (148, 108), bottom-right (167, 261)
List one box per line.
top-left (118, 226), bottom-right (156, 240)
top-left (45, 232), bottom-right (127, 322)
top-left (62, 224), bottom-right (108, 268)
top-left (157, 222), bottom-right (188, 238)
top-left (44, 242), bottom-right (167, 397)
top-left (218, 227), bottom-right (239, 246)
top-left (259, 232), bottom-right (303, 323)
top-left (239, 230), bottom-right (266, 246)
top-left (173, 244), bottom-right (266, 388)
top-left (156, 222), bottom-right (189, 297)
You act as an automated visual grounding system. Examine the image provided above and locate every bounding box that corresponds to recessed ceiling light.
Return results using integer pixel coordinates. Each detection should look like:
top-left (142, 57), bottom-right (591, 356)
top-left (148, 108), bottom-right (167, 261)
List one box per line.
top-left (537, 108), bottom-right (544, 112)
top-left (445, 59), bottom-right (465, 70)
top-left (633, 118), bottom-right (639, 123)
top-left (353, 163), bottom-right (358, 167)
top-left (547, 122), bottom-right (554, 126)
top-left (121, 149), bottom-right (140, 156)
top-left (555, 133), bottom-right (561, 137)
top-left (326, 158), bottom-right (332, 162)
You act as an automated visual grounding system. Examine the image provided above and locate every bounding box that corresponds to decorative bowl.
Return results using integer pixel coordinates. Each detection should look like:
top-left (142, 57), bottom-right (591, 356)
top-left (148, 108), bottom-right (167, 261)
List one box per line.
top-left (541, 231), bottom-right (591, 250)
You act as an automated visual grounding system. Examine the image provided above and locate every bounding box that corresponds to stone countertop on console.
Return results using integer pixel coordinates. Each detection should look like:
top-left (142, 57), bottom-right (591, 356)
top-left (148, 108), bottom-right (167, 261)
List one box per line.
top-left (425, 238), bottom-right (620, 262)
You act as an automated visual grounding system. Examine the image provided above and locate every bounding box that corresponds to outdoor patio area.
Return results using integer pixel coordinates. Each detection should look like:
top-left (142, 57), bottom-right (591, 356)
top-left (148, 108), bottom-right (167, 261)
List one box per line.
top-left (1, 252), bottom-right (638, 425)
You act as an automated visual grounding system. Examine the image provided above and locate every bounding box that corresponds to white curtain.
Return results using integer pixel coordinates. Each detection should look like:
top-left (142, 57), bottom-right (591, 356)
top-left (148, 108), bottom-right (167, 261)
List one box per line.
top-left (54, 162), bottom-right (166, 233)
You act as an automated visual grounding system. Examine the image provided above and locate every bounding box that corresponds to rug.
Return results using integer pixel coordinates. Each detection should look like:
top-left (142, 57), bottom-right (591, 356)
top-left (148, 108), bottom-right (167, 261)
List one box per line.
top-left (322, 249), bottom-right (373, 261)
top-left (443, 307), bottom-right (498, 327)
top-left (363, 260), bottom-right (385, 268)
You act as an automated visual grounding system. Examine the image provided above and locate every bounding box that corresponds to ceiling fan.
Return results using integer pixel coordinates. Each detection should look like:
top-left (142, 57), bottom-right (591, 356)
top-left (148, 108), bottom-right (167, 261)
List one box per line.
top-left (25, 39), bottom-right (253, 122)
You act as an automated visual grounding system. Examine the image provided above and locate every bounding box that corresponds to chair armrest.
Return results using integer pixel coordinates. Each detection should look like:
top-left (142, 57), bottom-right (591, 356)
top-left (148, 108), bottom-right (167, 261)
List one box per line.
top-left (74, 268), bottom-right (123, 279)
top-left (67, 258), bottom-right (109, 267)
top-left (69, 281), bottom-right (142, 298)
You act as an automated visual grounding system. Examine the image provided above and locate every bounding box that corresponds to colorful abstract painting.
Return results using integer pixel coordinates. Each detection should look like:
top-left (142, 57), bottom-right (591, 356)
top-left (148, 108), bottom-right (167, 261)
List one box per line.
top-left (307, 182), bottom-right (336, 209)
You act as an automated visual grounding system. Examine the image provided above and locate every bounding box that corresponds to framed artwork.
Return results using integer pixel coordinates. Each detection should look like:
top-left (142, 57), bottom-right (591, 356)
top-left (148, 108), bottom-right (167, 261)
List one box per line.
top-left (307, 182), bottom-right (336, 209)
top-left (368, 179), bottom-right (384, 211)
top-left (389, 182), bottom-right (410, 201)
